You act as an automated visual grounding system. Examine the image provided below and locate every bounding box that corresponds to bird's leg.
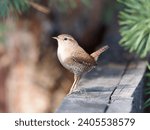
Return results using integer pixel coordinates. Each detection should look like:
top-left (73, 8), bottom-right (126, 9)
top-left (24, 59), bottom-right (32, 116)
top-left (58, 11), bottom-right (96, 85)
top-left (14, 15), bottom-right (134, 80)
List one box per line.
top-left (72, 75), bottom-right (81, 91)
top-left (68, 75), bottom-right (81, 95)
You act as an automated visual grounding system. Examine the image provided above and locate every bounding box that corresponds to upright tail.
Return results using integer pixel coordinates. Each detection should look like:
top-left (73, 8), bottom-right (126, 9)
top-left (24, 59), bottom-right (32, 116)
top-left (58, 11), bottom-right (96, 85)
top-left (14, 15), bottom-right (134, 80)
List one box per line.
top-left (90, 45), bottom-right (109, 61)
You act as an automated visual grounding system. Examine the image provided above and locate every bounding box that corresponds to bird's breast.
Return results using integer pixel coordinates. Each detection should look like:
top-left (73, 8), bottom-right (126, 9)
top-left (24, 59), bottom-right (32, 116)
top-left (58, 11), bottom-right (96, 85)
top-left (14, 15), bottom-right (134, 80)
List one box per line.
top-left (57, 45), bottom-right (72, 64)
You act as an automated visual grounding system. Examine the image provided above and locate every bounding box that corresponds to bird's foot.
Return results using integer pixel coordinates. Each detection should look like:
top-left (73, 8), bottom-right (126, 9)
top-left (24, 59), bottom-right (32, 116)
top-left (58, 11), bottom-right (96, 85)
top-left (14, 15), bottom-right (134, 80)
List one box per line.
top-left (67, 88), bottom-right (86, 96)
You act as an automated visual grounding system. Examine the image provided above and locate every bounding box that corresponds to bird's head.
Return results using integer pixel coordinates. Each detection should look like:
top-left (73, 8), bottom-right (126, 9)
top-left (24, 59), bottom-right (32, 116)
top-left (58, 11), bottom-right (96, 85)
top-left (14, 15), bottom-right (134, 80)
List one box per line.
top-left (52, 34), bottom-right (78, 45)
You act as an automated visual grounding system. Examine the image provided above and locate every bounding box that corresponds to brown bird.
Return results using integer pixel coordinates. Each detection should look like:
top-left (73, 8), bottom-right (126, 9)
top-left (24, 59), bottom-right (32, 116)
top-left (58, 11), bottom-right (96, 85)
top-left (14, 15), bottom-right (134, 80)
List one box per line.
top-left (53, 34), bottom-right (109, 94)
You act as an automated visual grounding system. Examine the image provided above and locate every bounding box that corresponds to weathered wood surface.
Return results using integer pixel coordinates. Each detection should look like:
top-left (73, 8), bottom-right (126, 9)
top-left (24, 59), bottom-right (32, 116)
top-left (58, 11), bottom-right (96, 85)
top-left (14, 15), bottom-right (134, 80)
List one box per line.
top-left (56, 60), bottom-right (146, 113)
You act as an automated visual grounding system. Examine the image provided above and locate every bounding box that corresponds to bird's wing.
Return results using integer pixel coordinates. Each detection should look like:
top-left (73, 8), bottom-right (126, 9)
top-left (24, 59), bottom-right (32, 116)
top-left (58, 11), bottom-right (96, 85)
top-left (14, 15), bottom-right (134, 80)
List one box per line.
top-left (64, 45), bottom-right (96, 67)
top-left (72, 55), bottom-right (96, 67)
top-left (72, 46), bottom-right (96, 66)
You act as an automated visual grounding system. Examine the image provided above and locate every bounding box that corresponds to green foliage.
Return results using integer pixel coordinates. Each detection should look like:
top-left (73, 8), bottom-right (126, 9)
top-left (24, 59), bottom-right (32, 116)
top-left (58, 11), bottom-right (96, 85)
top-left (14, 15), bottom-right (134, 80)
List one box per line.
top-left (0, 0), bottom-right (92, 18)
top-left (118, 0), bottom-right (150, 111)
top-left (118, 0), bottom-right (150, 58)
top-left (0, 0), bottom-right (29, 17)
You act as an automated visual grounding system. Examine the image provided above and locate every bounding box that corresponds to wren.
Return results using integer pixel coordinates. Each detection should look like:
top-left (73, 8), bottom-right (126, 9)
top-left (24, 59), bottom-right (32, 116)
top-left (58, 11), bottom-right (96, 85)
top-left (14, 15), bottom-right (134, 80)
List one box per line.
top-left (53, 34), bottom-right (109, 94)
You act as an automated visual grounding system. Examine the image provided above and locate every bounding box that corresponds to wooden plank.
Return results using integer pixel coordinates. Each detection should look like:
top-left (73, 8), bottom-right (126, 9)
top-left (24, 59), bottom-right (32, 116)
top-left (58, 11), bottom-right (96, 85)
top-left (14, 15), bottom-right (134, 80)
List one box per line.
top-left (56, 63), bottom-right (127, 113)
top-left (56, 61), bottom-right (146, 113)
top-left (106, 61), bottom-right (146, 113)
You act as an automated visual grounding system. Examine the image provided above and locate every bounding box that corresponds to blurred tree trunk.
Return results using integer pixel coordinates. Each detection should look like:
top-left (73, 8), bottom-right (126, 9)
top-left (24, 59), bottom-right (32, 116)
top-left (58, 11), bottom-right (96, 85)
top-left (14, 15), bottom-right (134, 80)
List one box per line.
top-left (5, 14), bottom-right (72, 112)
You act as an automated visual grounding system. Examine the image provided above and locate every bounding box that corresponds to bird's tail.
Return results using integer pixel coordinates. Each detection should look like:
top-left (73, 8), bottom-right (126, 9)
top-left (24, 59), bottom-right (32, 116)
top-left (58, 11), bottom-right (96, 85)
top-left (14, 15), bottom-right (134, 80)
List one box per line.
top-left (90, 45), bottom-right (109, 61)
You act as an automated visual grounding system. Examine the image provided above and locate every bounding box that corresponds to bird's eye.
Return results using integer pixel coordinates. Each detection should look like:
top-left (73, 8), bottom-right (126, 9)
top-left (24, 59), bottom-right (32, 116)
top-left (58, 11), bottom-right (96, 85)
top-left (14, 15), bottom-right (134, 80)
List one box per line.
top-left (64, 37), bottom-right (67, 40)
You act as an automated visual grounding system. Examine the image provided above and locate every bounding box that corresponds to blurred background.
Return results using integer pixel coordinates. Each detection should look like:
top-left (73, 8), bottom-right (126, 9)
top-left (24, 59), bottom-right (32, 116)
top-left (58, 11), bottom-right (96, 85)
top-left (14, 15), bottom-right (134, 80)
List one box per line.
top-left (0, 0), bottom-right (150, 112)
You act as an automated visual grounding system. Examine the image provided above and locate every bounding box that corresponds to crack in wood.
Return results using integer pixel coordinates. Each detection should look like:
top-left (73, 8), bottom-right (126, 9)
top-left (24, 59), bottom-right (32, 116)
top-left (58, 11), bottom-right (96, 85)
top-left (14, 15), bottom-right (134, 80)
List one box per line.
top-left (104, 60), bottom-right (131, 113)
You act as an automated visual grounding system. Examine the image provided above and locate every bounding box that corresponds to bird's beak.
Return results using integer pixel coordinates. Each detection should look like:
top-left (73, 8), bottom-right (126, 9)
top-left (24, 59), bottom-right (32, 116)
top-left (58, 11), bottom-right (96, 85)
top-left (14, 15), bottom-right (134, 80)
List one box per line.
top-left (52, 37), bottom-right (58, 40)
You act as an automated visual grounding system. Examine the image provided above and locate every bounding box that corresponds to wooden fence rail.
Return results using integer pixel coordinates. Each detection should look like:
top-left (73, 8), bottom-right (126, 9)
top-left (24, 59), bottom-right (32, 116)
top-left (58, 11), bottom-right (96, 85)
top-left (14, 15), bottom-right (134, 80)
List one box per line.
top-left (56, 60), bottom-right (146, 113)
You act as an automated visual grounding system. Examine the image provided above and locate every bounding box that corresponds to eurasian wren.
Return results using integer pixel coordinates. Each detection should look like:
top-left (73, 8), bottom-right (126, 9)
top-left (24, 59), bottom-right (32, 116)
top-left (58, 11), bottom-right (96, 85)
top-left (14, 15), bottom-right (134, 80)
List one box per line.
top-left (53, 34), bottom-right (109, 94)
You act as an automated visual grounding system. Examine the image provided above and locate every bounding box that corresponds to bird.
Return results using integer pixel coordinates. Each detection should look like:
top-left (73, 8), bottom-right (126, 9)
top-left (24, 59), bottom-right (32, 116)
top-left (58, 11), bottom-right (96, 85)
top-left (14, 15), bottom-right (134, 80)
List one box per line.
top-left (53, 34), bottom-right (109, 94)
